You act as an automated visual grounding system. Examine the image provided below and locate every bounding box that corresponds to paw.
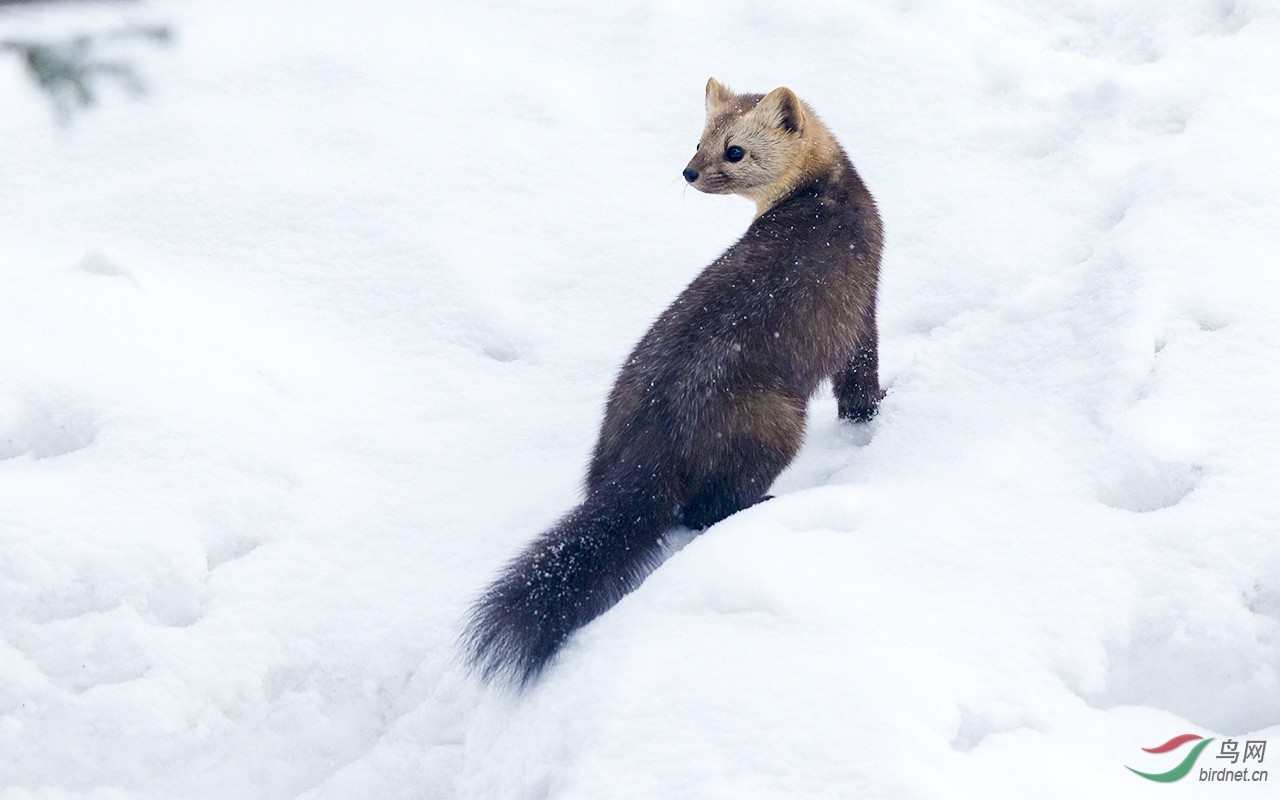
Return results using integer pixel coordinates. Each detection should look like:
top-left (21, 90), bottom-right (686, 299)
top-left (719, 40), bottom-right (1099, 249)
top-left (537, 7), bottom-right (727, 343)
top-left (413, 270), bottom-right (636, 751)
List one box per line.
top-left (837, 388), bottom-right (886, 423)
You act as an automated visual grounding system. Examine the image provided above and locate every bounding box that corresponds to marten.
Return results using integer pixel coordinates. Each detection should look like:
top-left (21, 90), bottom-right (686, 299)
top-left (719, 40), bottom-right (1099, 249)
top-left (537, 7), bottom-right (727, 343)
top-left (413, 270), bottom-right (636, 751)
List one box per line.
top-left (463, 78), bottom-right (884, 686)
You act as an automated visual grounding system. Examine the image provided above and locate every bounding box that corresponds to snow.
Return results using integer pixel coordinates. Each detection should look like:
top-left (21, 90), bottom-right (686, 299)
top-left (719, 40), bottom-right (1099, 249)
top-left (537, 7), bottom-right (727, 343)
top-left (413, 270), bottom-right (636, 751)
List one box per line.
top-left (2, 0), bottom-right (1280, 797)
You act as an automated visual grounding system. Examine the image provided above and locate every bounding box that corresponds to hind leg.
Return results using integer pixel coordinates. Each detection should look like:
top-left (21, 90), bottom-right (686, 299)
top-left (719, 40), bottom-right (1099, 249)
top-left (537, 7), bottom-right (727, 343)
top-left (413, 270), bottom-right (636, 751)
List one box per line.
top-left (834, 299), bottom-right (884, 422)
top-left (681, 469), bottom-right (775, 530)
top-left (681, 390), bottom-right (805, 530)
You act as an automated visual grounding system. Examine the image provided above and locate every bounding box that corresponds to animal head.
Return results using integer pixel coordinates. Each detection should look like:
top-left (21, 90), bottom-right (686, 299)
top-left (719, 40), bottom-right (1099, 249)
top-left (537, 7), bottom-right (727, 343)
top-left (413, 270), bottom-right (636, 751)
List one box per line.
top-left (683, 78), bottom-right (838, 213)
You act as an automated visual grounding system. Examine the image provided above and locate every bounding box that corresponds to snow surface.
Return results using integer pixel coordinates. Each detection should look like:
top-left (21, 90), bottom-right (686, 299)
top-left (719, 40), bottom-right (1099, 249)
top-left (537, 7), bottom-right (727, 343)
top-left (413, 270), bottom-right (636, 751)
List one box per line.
top-left (3, 0), bottom-right (1280, 797)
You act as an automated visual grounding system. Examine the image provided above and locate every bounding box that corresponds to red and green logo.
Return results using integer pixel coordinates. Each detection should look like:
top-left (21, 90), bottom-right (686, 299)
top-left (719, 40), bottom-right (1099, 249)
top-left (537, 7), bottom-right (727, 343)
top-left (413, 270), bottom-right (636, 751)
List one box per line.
top-left (1127, 734), bottom-right (1214, 782)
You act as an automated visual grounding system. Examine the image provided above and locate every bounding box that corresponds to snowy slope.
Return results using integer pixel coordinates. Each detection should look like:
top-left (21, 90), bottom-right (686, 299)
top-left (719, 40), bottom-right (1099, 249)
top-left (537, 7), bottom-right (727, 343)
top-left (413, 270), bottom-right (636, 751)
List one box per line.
top-left (2, 0), bottom-right (1279, 798)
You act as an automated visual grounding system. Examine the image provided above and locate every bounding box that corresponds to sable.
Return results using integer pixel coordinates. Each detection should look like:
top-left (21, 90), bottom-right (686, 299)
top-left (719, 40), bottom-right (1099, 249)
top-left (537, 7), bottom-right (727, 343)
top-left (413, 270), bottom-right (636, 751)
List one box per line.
top-left (463, 79), bottom-right (883, 686)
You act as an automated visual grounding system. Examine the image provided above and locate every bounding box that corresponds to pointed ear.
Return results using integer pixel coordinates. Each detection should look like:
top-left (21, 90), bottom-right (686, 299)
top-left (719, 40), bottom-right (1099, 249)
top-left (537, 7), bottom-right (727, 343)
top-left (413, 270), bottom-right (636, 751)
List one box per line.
top-left (705, 77), bottom-right (733, 115)
top-left (754, 87), bottom-right (805, 134)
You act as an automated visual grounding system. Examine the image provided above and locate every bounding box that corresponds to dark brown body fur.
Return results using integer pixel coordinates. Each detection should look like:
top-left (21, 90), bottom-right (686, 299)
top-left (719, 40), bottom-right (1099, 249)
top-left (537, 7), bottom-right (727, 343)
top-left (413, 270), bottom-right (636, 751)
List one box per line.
top-left (464, 81), bottom-right (882, 685)
top-left (592, 161), bottom-right (882, 528)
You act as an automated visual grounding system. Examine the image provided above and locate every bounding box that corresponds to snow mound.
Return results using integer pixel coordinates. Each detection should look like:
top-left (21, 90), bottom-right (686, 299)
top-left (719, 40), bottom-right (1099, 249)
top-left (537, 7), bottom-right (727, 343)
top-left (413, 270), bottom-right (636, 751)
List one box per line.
top-left (2, 0), bottom-right (1279, 798)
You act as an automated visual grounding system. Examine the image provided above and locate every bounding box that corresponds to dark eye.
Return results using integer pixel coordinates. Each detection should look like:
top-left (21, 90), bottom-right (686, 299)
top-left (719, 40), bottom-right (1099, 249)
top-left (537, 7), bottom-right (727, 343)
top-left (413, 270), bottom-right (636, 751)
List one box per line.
top-left (725, 145), bottom-right (745, 162)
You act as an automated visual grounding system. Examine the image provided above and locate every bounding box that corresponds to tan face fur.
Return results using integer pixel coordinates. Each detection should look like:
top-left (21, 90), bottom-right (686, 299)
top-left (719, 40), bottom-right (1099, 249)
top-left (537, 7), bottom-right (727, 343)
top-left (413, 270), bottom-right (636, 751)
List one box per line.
top-left (684, 78), bottom-right (841, 216)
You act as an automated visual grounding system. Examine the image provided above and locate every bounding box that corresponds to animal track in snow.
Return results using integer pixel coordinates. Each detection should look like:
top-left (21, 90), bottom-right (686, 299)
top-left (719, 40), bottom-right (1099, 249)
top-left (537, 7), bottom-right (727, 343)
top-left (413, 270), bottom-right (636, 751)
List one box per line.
top-left (21, 609), bottom-right (155, 693)
top-left (1195, 315), bottom-right (1227, 333)
top-left (951, 707), bottom-right (1031, 752)
top-left (77, 249), bottom-right (139, 284)
top-left (482, 342), bottom-right (522, 363)
top-left (0, 399), bottom-right (99, 461)
top-left (1082, 593), bottom-right (1280, 735)
top-left (451, 308), bottom-right (529, 364)
top-left (1094, 455), bottom-right (1200, 513)
top-left (206, 536), bottom-right (261, 570)
top-left (1093, 310), bottom-right (1220, 513)
top-left (1247, 555), bottom-right (1280, 621)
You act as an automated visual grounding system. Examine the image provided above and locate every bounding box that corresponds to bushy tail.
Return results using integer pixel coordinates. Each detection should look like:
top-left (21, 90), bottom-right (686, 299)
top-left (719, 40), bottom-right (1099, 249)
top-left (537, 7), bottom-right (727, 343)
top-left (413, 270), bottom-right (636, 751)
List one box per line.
top-left (462, 481), bottom-right (677, 686)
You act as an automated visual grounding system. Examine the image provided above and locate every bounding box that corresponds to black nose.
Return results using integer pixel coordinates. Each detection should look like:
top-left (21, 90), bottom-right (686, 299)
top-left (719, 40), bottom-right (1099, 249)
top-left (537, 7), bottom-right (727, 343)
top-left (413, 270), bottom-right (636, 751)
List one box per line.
top-left (682, 168), bottom-right (699, 183)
